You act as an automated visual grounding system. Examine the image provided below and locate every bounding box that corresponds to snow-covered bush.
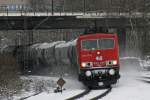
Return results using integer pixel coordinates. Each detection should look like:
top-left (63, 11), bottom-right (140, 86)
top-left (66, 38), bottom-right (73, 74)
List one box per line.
top-left (0, 52), bottom-right (23, 99)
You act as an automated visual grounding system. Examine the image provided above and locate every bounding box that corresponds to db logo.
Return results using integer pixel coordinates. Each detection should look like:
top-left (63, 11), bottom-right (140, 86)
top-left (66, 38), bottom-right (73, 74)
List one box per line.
top-left (96, 56), bottom-right (103, 61)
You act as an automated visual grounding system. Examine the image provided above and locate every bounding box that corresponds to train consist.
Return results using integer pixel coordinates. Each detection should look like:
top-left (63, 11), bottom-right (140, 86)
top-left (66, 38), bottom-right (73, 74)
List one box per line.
top-left (2, 33), bottom-right (120, 87)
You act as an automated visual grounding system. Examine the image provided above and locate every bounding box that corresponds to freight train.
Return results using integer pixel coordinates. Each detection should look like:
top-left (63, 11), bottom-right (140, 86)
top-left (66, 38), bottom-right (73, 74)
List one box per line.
top-left (14, 33), bottom-right (120, 87)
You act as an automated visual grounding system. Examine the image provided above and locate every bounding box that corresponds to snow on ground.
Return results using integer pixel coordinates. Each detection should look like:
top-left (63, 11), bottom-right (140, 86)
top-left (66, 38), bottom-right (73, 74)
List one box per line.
top-left (14, 75), bottom-right (85, 100)
top-left (20, 75), bottom-right (85, 90)
top-left (101, 71), bottom-right (150, 100)
top-left (141, 71), bottom-right (150, 78)
top-left (77, 89), bottom-right (107, 100)
top-left (27, 90), bottom-right (84, 100)
top-left (16, 57), bottom-right (150, 100)
top-left (101, 73), bottom-right (150, 100)
top-left (101, 57), bottom-right (150, 100)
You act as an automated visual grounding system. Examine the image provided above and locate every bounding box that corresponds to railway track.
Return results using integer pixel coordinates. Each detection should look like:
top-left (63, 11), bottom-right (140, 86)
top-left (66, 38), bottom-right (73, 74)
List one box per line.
top-left (20, 86), bottom-right (112, 100)
top-left (90, 87), bottom-right (112, 100)
top-left (141, 80), bottom-right (150, 83)
top-left (66, 88), bottom-right (91, 100)
top-left (140, 76), bottom-right (150, 84)
top-left (20, 92), bottom-right (41, 100)
top-left (142, 76), bottom-right (150, 79)
top-left (137, 76), bottom-right (150, 84)
top-left (66, 86), bottom-right (112, 100)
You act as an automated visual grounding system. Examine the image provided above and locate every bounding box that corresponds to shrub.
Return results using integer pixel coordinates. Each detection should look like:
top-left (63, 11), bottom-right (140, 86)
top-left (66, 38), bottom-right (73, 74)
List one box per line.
top-left (0, 52), bottom-right (22, 99)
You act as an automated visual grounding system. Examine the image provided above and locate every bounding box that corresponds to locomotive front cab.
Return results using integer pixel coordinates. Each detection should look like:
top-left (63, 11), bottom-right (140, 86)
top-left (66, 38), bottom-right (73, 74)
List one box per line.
top-left (77, 33), bottom-right (120, 87)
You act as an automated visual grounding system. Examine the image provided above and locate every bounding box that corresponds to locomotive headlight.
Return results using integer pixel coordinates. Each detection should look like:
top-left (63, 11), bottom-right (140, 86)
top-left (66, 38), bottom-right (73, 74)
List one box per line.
top-left (81, 62), bottom-right (86, 67)
top-left (81, 62), bottom-right (93, 67)
top-left (106, 60), bottom-right (117, 65)
top-left (85, 71), bottom-right (92, 77)
top-left (109, 69), bottom-right (115, 75)
top-left (113, 60), bottom-right (117, 65)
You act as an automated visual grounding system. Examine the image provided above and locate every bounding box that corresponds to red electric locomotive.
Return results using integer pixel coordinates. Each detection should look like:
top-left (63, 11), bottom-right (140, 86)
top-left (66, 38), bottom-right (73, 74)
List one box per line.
top-left (77, 33), bottom-right (120, 87)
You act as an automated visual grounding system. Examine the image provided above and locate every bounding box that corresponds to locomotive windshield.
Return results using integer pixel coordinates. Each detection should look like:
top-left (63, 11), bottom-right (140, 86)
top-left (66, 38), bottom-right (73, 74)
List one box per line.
top-left (82, 38), bottom-right (114, 50)
top-left (82, 40), bottom-right (98, 50)
top-left (99, 39), bottom-right (114, 49)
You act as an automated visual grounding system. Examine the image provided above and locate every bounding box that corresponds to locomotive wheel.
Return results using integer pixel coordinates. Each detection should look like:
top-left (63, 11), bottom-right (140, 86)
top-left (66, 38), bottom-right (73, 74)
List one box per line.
top-left (83, 81), bottom-right (99, 89)
top-left (104, 84), bottom-right (111, 88)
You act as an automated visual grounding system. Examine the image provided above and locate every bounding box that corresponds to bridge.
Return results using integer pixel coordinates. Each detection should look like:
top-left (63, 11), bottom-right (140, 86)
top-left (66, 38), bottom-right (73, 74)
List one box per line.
top-left (0, 12), bottom-right (148, 18)
top-left (0, 11), bottom-right (148, 30)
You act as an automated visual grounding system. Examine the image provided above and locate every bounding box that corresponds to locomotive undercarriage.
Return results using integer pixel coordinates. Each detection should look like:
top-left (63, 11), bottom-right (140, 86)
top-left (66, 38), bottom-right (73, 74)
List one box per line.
top-left (79, 67), bottom-right (120, 87)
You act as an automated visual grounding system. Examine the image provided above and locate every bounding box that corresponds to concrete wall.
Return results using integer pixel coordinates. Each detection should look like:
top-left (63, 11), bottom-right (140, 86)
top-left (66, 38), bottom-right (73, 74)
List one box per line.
top-left (0, 29), bottom-right (83, 46)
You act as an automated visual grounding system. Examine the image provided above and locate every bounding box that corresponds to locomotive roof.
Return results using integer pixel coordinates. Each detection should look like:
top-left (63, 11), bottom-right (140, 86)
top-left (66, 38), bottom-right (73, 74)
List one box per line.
top-left (78, 33), bottom-right (117, 40)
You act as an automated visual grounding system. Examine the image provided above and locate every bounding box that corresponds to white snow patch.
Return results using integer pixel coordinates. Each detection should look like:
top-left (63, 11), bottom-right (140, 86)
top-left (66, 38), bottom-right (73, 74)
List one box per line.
top-left (101, 57), bottom-right (150, 100)
top-left (31, 41), bottom-right (65, 49)
top-left (27, 89), bottom-right (84, 100)
top-left (120, 56), bottom-right (141, 60)
top-left (21, 75), bottom-right (85, 90)
top-left (55, 39), bottom-right (77, 48)
top-left (15, 75), bottom-right (85, 100)
top-left (38, 41), bottom-right (65, 49)
top-left (101, 72), bottom-right (150, 100)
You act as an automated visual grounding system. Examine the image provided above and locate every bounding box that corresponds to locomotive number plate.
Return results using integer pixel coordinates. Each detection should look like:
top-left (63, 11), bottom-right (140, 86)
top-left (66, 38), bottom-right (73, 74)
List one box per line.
top-left (93, 62), bottom-right (106, 66)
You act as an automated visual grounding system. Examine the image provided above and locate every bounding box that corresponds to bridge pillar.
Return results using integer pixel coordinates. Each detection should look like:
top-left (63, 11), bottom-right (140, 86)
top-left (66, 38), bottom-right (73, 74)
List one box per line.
top-left (117, 28), bottom-right (126, 57)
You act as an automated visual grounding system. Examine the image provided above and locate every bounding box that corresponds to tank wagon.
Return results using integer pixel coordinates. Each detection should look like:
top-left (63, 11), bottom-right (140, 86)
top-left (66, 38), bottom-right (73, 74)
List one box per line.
top-left (16, 40), bottom-right (77, 74)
